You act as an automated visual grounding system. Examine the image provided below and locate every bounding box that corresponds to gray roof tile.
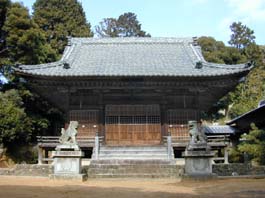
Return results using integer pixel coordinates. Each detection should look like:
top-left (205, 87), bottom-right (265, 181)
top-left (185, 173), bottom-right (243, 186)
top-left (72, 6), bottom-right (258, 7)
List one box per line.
top-left (15, 37), bottom-right (252, 77)
top-left (204, 125), bottom-right (238, 135)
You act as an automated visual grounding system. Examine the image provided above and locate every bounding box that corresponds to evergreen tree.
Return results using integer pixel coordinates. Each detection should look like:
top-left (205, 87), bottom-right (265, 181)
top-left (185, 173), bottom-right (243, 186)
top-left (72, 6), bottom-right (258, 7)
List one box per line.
top-left (229, 61), bottom-right (265, 117)
top-left (228, 24), bottom-right (264, 117)
top-left (0, 89), bottom-right (32, 145)
top-left (0, 0), bottom-right (10, 70)
top-left (96, 12), bottom-right (150, 37)
top-left (238, 124), bottom-right (265, 165)
top-left (95, 18), bottom-right (119, 38)
top-left (33, 0), bottom-right (93, 55)
top-left (0, 84), bottom-right (64, 147)
top-left (198, 23), bottom-right (264, 121)
top-left (198, 36), bottom-right (246, 65)
top-left (2, 2), bottom-right (56, 65)
top-left (229, 22), bottom-right (256, 50)
top-left (117, 12), bottom-right (150, 37)
top-left (198, 36), bottom-right (226, 64)
top-left (0, 0), bottom-right (9, 30)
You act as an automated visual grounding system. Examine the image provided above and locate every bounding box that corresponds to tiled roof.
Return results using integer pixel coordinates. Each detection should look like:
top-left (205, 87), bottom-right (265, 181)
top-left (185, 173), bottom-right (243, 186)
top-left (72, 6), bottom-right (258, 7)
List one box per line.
top-left (203, 125), bottom-right (238, 135)
top-left (226, 103), bottom-right (265, 127)
top-left (15, 37), bottom-right (252, 77)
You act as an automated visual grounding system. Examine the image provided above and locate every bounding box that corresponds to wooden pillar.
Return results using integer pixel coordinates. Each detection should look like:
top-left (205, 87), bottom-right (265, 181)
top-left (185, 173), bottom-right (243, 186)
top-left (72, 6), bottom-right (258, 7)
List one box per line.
top-left (98, 91), bottom-right (105, 139)
top-left (224, 147), bottom-right (229, 164)
top-left (160, 104), bottom-right (167, 137)
top-left (94, 132), bottom-right (99, 160)
top-left (37, 146), bottom-right (43, 165)
top-left (167, 133), bottom-right (172, 159)
top-left (99, 105), bottom-right (105, 139)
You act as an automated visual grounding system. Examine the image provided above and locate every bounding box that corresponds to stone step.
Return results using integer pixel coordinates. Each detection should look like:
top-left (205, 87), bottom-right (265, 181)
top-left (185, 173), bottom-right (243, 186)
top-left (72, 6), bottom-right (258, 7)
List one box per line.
top-left (96, 156), bottom-right (168, 160)
top-left (99, 150), bottom-right (167, 155)
top-left (85, 151), bottom-right (181, 178)
top-left (89, 165), bottom-right (177, 172)
top-left (90, 159), bottom-right (175, 165)
top-left (98, 153), bottom-right (168, 157)
top-left (99, 146), bottom-right (167, 151)
top-left (87, 169), bottom-right (179, 175)
top-left (93, 145), bottom-right (172, 160)
top-left (88, 164), bottom-right (177, 168)
top-left (87, 167), bottom-right (179, 172)
top-left (86, 173), bottom-right (179, 178)
top-left (85, 163), bottom-right (183, 178)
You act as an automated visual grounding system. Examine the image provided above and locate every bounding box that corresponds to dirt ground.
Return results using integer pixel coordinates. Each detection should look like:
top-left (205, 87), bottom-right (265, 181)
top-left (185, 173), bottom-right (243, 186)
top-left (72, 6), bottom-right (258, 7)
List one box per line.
top-left (0, 176), bottom-right (264, 198)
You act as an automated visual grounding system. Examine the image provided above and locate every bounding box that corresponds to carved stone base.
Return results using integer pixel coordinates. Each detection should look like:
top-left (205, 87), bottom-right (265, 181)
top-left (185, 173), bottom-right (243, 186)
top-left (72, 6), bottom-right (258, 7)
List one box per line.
top-left (182, 150), bottom-right (217, 180)
top-left (51, 150), bottom-right (85, 181)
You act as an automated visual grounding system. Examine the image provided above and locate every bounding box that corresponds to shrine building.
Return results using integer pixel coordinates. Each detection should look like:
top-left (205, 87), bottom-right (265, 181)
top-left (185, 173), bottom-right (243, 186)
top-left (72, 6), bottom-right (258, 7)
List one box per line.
top-left (15, 37), bottom-right (252, 162)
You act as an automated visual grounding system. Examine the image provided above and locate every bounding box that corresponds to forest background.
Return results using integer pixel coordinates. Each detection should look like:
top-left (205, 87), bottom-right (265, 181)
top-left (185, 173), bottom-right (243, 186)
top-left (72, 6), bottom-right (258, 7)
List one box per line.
top-left (0, 0), bottom-right (264, 164)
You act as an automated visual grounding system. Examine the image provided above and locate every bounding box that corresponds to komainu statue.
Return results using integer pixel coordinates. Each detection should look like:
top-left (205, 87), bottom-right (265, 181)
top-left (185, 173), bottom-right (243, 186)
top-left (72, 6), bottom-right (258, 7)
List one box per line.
top-left (188, 120), bottom-right (207, 144)
top-left (59, 121), bottom-right (78, 145)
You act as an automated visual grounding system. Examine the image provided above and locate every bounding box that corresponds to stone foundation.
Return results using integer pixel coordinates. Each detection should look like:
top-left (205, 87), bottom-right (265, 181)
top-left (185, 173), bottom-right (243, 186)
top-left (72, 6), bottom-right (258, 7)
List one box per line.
top-left (85, 160), bottom-right (183, 178)
top-left (0, 163), bottom-right (265, 178)
top-left (183, 145), bottom-right (217, 180)
top-left (51, 149), bottom-right (85, 181)
top-left (0, 164), bottom-right (53, 177)
top-left (213, 163), bottom-right (265, 176)
top-left (49, 173), bottom-right (86, 181)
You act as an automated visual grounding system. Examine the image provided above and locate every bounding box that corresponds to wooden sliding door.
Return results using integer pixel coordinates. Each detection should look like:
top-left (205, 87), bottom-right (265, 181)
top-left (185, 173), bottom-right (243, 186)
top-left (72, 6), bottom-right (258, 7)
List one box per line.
top-left (105, 105), bottom-right (161, 145)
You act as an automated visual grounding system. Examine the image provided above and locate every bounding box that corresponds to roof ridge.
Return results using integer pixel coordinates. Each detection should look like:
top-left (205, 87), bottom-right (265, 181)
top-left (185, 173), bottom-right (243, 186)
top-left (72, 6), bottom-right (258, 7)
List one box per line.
top-left (14, 36), bottom-right (252, 78)
top-left (68, 37), bottom-right (196, 45)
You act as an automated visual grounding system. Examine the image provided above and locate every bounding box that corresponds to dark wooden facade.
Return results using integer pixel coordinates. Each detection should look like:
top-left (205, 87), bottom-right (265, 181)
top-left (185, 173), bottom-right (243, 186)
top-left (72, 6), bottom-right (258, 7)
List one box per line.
top-left (24, 75), bottom-right (243, 146)
top-left (16, 37), bottom-right (252, 147)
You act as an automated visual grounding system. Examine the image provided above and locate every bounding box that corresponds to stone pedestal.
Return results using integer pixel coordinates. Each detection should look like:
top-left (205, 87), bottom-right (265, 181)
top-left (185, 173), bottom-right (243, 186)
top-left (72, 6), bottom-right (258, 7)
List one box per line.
top-left (183, 143), bottom-right (217, 180)
top-left (50, 147), bottom-right (85, 181)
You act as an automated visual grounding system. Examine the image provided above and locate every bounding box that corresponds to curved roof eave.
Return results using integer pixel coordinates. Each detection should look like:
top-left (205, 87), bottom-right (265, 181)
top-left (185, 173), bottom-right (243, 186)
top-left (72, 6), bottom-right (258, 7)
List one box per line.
top-left (14, 68), bottom-right (251, 80)
top-left (14, 37), bottom-right (253, 79)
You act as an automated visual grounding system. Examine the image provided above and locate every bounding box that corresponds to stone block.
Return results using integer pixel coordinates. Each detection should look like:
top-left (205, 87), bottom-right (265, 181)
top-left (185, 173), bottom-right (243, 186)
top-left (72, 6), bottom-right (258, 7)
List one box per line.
top-left (185, 157), bottom-right (212, 175)
top-left (53, 157), bottom-right (82, 174)
top-left (49, 173), bottom-right (86, 181)
top-left (85, 159), bottom-right (182, 178)
top-left (183, 150), bottom-right (217, 180)
top-left (51, 149), bottom-right (85, 181)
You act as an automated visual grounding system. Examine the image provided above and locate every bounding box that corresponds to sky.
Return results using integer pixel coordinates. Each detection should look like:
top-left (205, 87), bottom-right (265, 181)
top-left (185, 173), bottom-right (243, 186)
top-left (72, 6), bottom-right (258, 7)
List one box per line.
top-left (14, 0), bottom-right (265, 45)
top-left (0, 73), bottom-right (8, 84)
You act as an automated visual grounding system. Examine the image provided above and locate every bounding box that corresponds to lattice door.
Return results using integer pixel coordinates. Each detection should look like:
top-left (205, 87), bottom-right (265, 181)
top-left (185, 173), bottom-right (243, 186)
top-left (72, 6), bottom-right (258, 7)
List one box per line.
top-left (69, 110), bottom-right (99, 137)
top-left (105, 105), bottom-right (161, 145)
top-left (167, 109), bottom-right (198, 140)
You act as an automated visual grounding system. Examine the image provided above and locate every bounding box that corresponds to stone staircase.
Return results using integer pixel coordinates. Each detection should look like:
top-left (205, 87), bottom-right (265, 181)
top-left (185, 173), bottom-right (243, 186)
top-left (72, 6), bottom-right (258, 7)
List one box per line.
top-left (85, 146), bottom-right (181, 178)
top-left (93, 146), bottom-right (173, 160)
top-left (85, 159), bottom-right (182, 178)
